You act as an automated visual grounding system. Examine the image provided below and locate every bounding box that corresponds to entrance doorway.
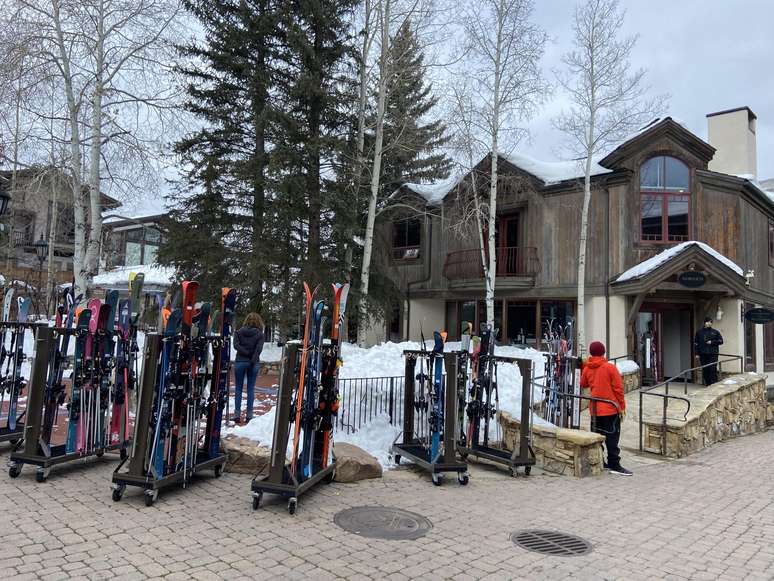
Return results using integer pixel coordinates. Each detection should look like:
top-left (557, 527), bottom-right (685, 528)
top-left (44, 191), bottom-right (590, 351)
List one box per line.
top-left (637, 303), bottom-right (693, 384)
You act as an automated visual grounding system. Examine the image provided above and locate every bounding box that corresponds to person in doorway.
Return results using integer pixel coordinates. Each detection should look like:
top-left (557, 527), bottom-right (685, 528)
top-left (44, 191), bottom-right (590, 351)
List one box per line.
top-left (232, 312), bottom-right (265, 424)
top-left (694, 316), bottom-right (723, 386)
top-left (581, 341), bottom-right (631, 476)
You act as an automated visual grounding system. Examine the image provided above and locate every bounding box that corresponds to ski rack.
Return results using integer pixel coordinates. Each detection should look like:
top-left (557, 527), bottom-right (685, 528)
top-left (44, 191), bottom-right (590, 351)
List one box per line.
top-left (0, 321), bottom-right (39, 446)
top-left (391, 349), bottom-right (469, 486)
top-left (8, 325), bottom-right (126, 481)
top-left (111, 332), bottom-right (226, 506)
top-left (458, 354), bottom-right (536, 476)
top-left (251, 342), bottom-right (336, 515)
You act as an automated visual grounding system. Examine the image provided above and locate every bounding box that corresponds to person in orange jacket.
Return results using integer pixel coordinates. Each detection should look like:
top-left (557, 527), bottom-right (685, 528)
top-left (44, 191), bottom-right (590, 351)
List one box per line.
top-left (580, 341), bottom-right (632, 476)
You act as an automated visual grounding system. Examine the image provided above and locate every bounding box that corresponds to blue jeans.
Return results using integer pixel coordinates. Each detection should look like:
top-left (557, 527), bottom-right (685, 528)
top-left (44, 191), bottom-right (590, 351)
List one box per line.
top-left (234, 361), bottom-right (260, 419)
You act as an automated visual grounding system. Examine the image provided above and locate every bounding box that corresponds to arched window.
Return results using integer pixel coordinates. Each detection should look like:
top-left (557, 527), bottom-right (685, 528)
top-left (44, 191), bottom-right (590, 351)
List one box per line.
top-left (640, 156), bottom-right (690, 243)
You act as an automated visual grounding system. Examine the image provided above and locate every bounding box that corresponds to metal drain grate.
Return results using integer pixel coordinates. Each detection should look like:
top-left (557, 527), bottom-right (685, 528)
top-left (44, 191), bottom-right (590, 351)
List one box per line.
top-left (334, 506), bottom-right (433, 540)
top-left (511, 529), bottom-right (592, 556)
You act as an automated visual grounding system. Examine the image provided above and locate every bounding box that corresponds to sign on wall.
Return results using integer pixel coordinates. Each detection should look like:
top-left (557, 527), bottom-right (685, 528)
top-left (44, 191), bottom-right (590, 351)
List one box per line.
top-left (744, 307), bottom-right (774, 324)
top-left (677, 271), bottom-right (707, 288)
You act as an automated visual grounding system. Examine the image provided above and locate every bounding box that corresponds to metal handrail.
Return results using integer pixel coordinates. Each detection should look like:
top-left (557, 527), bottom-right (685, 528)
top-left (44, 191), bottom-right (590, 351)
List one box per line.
top-left (638, 354), bottom-right (742, 455)
top-left (533, 376), bottom-right (621, 432)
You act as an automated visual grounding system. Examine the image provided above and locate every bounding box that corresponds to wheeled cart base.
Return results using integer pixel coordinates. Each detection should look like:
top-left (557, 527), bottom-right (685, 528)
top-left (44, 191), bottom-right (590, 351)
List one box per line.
top-left (392, 440), bottom-right (469, 486)
top-left (111, 452), bottom-right (226, 506)
top-left (251, 461), bottom-right (335, 515)
top-left (9, 441), bottom-right (126, 482)
top-left (0, 423), bottom-right (24, 446)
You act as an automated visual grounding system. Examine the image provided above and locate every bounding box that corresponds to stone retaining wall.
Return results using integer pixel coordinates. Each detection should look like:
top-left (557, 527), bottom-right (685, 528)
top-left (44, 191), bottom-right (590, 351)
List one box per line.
top-left (622, 370), bottom-right (640, 394)
top-left (499, 412), bottom-right (605, 478)
top-left (641, 374), bottom-right (767, 458)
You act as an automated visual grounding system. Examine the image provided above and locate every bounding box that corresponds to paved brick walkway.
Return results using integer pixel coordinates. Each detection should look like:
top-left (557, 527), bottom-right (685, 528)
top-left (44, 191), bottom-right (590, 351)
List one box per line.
top-left (2, 430), bottom-right (774, 580)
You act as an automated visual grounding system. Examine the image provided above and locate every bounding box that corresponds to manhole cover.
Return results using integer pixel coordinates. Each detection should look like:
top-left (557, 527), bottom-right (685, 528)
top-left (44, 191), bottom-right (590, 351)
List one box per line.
top-left (510, 529), bottom-right (592, 556)
top-left (334, 506), bottom-right (432, 540)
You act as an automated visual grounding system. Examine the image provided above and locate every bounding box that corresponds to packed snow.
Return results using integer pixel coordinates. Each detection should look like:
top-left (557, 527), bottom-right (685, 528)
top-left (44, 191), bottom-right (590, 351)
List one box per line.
top-left (616, 360), bottom-right (640, 374)
top-left (615, 241), bottom-right (744, 283)
top-left (229, 340), bottom-right (549, 468)
top-left (93, 264), bottom-right (175, 288)
top-left (402, 174), bottom-right (464, 206)
top-left (502, 151), bottom-right (612, 185)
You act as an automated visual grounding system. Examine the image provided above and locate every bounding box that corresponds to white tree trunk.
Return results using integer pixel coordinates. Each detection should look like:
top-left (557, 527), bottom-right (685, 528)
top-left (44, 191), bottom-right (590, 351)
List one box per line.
top-left (357, 0), bottom-right (390, 347)
top-left (576, 109), bottom-right (596, 356)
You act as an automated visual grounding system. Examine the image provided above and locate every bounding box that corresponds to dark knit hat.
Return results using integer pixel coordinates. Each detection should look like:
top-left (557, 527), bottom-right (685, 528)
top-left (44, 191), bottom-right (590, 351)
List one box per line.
top-left (704, 316), bottom-right (712, 323)
top-left (589, 341), bottom-right (606, 357)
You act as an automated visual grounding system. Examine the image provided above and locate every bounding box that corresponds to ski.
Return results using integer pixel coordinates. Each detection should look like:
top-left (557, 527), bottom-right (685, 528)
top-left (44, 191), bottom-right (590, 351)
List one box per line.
top-left (6, 297), bottom-right (31, 431)
top-left (290, 283), bottom-right (318, 478)
top-left (65, 309), bottom-right (93, 453)
top-left (150, 307), bottom-right (182, 477)
top-left (204, 287), bottom-right (236, 458)
top-left (300, 299), bottom-right (326, 479)
top-left (429, 330), bottom-right (446, 462)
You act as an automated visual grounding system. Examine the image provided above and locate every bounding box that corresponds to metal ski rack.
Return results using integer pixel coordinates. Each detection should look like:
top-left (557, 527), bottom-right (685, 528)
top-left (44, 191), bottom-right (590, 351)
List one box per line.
top-left (9, 325), bottom-right (126, 481)
top-left (458, 355), bottom-right (536, 476)
top-left (0, 321), bottom-right (39, 446)
top-left (391, 349), bottom-right (469, 486)
top-left (111, 332), bottom-right (226, 506)
top-left (251, 342), bottom-right (336, 515)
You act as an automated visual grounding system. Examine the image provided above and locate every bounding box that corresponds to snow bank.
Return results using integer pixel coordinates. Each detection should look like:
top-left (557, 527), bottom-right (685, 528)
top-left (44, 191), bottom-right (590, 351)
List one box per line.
top-left (615, 241), bottom-right (744, 282)
top-left (502, 151), bottom-right (611, 185)
top-left (93, 264), bottom-right (175, 288)
top-left (616, 360), bottom-right (640, 374)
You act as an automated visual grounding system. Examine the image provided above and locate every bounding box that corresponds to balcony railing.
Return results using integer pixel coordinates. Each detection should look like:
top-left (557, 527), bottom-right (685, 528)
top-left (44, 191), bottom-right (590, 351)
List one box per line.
top-left (12, 230), bottom-right (33, 248)
top-left (443, 246), bottom-right (540, 280)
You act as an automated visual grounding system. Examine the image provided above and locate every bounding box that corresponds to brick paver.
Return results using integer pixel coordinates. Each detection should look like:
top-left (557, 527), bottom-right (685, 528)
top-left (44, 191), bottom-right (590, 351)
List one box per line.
top-left (2, 431), bottom-right (774, 579)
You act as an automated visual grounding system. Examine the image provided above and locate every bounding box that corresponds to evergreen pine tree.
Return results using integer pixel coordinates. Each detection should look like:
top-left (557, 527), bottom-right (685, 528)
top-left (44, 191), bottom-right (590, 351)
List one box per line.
top-left (380, 20), bottom-right (453, 194)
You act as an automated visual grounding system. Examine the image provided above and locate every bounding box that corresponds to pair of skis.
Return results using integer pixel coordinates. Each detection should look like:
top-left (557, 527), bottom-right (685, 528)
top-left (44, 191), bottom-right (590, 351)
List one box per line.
top-left (466, 324), bottom-right (498, 449)
top-left (1, 290), bottom-right (32, 432)
top-left (290, 282), bottom-right (349, 481)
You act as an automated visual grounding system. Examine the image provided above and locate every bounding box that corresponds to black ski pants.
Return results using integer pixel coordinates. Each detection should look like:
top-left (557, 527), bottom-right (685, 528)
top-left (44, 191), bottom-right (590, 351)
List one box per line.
top-left (699, 353), bottom-right (719, 386)
top-left (592, 414), bottom-right (621, 470)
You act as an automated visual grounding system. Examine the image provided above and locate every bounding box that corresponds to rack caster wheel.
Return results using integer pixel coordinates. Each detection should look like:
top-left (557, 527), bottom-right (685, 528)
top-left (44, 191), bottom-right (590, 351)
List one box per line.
top-left (96, 449), bottom-right (105, 458)
top-left (112, 485), bottom-right (125, 502)
top-left (214, 465), bottom-right (223, 478)
top-left (287, 497), bottom-right (297, 515)
top-left (509, 467), bottom-right (517, 478)
top-left (432, 473), bottom-right (442, 487)
top-left (8, 464), bottom-right (21, 478)
top-left (524, 466), bottom-right (531, 476)
top-left (120, 447), bottom-right (127, 461)
top-left (393, 455), bottom-right (401, 466)
top-left (458, 472), bottom-right (469, 486)
top-left (144, 490), bottom-right (158, 507)
top-left (324, 470), bottom-right (335, 484)
top-left (35, 468), bottom-right (49, 483)
top-left (252, 493), bottom-right (262, 510)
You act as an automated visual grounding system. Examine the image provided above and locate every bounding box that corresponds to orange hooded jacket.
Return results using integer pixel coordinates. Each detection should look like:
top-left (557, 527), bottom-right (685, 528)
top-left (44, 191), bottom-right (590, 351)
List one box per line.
top-left (580, 356), bottom-right (625, 416)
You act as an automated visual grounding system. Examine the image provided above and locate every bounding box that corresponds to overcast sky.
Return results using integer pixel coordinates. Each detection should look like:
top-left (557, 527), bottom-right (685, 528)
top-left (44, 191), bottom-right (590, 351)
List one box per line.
top-left (524, 0), bottom-right (774, 180)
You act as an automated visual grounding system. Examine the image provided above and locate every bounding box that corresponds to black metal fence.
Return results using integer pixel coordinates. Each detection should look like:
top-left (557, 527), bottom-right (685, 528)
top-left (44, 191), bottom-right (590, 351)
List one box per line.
top-left (334, 376), bottom-right (406, 434)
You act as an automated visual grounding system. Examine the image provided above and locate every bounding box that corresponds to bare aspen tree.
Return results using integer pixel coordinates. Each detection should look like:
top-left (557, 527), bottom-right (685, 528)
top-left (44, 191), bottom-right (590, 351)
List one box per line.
top-left (464, 0), bottom-right (547, 330)
top-left (9, 0), bottom-right (183, 295)
top-left (554, 0), bottom-right (664, 354)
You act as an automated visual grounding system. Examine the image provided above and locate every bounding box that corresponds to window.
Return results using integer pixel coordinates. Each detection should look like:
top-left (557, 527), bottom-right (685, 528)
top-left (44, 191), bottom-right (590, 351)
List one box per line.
top-left (769, 223), bottom-right (774, 267)
top-left (392, 218), bottom-right (421, 260)
top-left (122, 226), bottom-right (163, 266)
top-left (640, 156), bottom-right (691, 243)
top-left (765, 321), bottom-right (774, 372)
top-left (745, 302), bottom-right (756, 372)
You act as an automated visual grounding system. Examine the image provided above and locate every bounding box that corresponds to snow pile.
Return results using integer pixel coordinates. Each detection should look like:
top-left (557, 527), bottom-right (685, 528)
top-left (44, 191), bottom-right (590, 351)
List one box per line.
top-left (502, 151), bottom-right (611, 185)
top-left (616, 360), bottom-right (640, 374)
top-left (402, 174), bottom-right (463, 206)
top-left (230, 340), bottom-right (549, 468)
top-left (259, 343), bottom-right (283, 363)
top-left (93, 264), bottom-right (175, 288)
top-left (615, 241), bottom-right (744, 283)
top-left (723, 379), bottom-right (738, 385)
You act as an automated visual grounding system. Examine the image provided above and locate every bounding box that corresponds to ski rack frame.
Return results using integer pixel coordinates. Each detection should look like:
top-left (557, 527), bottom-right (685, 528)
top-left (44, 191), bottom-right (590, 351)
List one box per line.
top-left (458, 354), bottom-right (536, 476)
top-left (251, 342), bottom-right (336, 515)
top-left (0, 321), bottom-right (38, 445)
top-left (8, 325), bottom-right (126, 481)
top-left (111, 333), bottom-right (226, 506)
top-left (391, 349), bottom-right (469, 486)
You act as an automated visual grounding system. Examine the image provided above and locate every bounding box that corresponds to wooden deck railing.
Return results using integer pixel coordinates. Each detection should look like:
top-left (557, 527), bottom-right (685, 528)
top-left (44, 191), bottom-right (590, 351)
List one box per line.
top-left (443, 246), bottom-right (540, 280)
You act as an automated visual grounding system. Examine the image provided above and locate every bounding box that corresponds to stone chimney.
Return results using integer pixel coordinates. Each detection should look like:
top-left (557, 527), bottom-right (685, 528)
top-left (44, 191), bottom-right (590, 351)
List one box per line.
top-left (707, 107), bottom-right (757, 179)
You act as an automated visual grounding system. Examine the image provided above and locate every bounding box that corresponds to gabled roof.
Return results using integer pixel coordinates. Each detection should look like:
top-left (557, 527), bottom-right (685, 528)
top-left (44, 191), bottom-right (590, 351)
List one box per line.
top-left (599, 117), bottom-right (716, 167)
top-left (611, 241), bottom-right (747, 296)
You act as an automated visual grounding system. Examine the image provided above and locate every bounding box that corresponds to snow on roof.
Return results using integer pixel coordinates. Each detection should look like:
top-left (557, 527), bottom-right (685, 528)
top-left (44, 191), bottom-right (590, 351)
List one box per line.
top-left (93, 264), bottom-right (175, 287)
top-left (502, 151), bottom-right (612, 185)
top-left (615, 241), bottom-right (744, 283)
top-left (402, 174), bottom-right (463, 205)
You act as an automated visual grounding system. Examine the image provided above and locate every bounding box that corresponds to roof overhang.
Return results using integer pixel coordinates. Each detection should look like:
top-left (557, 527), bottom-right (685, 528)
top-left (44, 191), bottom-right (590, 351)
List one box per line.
top-left (610, 244), bottom-right (747, 297)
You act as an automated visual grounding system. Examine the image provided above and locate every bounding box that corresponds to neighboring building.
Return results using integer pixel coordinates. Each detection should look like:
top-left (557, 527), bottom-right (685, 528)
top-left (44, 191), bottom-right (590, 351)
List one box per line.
top-left (0, 166), bottom-right (119, 284)
top-left (94, 211), bottom-right (173, 293)
top-left (373, 108), bottom-right (774, 382)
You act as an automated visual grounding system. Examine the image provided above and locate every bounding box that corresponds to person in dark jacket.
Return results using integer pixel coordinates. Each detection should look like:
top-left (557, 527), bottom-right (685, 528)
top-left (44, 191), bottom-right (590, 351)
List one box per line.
top-left (694, 317), bottom-right (723, 386)
top-left (580, 341), bottom-right (631, 476)
top-left (232, 312), bottom-right (265, 424)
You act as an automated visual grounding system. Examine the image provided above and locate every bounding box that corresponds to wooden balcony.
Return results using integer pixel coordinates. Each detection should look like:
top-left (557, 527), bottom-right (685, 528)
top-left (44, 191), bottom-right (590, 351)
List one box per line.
top-left (443, 246), bottom-right (540, 281)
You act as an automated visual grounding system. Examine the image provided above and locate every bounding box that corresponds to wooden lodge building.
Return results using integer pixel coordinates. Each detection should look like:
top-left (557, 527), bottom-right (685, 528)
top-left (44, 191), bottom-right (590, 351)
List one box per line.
top-left (371, 107), bottom-right (774, 383)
